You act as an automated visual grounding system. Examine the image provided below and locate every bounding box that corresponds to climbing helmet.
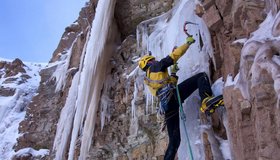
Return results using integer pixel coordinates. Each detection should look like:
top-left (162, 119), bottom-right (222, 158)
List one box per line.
top-left (138, 55), bottom-right (155, 71)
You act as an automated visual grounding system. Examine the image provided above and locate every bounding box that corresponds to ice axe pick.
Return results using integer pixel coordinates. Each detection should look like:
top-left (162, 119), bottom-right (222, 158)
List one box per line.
top-left (183, 21), bottom-right (198, 36)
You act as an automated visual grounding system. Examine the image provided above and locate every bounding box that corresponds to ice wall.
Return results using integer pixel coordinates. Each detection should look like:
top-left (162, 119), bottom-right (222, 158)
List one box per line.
top-left (52, 1), bottom-right (117, 159)
top-left (136, 0), bottom-right (216, 159)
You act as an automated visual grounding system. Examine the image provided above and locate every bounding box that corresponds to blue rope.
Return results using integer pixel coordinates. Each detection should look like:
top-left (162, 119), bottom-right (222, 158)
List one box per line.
top-left (175, 85), bottom-right (194, 160)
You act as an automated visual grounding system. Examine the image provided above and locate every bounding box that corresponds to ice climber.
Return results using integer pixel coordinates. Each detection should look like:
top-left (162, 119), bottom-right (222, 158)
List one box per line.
top-left (138, 36), bottom-right (224, 160)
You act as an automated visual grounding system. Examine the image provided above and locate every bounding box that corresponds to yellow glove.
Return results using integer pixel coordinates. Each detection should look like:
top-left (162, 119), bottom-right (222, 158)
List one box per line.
top-left (186, 36), bottom-right (195, 45)
top-left (171, 63), bottom-right (179, 74)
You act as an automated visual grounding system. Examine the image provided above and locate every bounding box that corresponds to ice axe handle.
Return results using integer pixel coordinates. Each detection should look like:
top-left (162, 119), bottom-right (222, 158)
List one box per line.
top-left (184, 27), bottom-right (191, 37)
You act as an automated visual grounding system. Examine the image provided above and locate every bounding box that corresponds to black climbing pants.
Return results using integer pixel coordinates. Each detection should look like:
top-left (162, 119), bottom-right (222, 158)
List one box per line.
top-left (163, 72), bottom-right (212, 160)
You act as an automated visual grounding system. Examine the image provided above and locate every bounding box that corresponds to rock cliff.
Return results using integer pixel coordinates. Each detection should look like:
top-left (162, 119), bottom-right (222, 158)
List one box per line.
top-left (11, 0), bottom-right (280, 160)
top-left (199, 0), bottom-right (280, 159)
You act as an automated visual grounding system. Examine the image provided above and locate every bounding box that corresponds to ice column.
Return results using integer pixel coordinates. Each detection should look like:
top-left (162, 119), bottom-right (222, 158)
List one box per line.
top-left (53, 30), bottom-right (90, 160)
top-left (70, 1), bottom-right (116, 159)
top-left (52, 0), bottom-right (116, 159)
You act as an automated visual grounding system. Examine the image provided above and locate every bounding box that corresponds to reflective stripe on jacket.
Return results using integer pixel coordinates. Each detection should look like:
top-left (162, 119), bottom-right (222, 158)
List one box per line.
top-left (144, 43), bottom-right (190, 96)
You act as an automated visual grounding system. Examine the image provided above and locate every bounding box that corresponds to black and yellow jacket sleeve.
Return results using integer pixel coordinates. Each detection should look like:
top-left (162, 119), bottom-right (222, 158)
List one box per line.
top-left (169, 43), bottom-right (190, 63)
top-left (144, 43), bottom-right (190, 96)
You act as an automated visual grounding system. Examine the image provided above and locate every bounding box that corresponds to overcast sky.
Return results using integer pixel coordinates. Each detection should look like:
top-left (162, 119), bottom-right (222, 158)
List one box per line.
top-left (0, 0), bottom-right (87, 62)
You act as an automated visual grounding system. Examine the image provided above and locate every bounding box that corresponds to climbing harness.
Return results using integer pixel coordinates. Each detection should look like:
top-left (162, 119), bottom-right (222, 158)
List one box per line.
top-left (157, 84), bottom-right (176, 113)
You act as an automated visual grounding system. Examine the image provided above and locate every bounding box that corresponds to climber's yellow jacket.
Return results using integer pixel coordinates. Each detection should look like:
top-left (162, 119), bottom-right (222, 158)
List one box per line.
top-left (144, 43), bottom-right (190, 96)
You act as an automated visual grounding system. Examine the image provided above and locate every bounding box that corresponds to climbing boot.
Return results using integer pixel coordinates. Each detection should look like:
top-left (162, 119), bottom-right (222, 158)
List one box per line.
top-left (200, 95), bottom-right (224, 115)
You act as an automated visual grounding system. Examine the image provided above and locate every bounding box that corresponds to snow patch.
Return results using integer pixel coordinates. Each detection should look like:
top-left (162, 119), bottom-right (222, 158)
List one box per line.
top-left (211, 77), bottom-right (224, 96)
top-left (0, 60), bottom-right (43, 160)
top-left (225, 74), bottom-right (239, 87)
top-left (247, 12), bottom-right (280, 43)
top-left (0, 57), bottom-right (13, 62)
top-left (237, 10), bottom-right (280, 99)
top-left (13, 148), bottom-right (49, 158)
top-left (233, 38), bottom-right (248, 44)
top-left (273, 54), bottom-right (280, 65)
top-left (219, 139), bottom-right (231, 160)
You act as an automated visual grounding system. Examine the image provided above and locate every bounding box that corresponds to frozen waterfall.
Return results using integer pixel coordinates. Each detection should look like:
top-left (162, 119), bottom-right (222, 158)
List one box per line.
top-left (52, 0), bottom-right (117, 159)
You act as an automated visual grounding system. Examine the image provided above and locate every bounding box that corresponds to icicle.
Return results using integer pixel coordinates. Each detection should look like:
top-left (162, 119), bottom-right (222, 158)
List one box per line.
top-left (53, 72), bottom-right (80, 159)
top-left (221, 111), bottom-right (233, 159)
top-left (51, 36), bottom-right (78, 92)
top-left (129, 81), bottom-right (139, 136)
top-left (54, 28), bottom-right (90, 160)
top-left (100, 75), bottom-right (113, 131)
top-left (131, 82), bottom-right (138, 119)
top-left (66, 1), bottom-right (117, 159)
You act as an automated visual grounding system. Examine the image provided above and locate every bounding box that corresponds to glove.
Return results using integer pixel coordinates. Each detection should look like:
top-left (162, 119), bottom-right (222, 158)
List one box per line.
top-left (186, 36), bottom-right (195, 45)
top-left (171, 63), bottom-right (179, 74)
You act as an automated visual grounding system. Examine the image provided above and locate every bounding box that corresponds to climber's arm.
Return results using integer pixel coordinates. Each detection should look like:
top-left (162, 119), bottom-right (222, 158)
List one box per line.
top-left (169, 43), bottom-right (190, 63)
top-left (156, 36), bottom-right (195, 71)
top-left (156, 43), bottom-right (190, 71)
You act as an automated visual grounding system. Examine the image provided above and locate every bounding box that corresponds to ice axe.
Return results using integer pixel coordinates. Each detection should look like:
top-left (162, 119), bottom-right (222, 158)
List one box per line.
top-left (184, 21), bottom-right (204, 50)
top-left (183, 21), bottom-right (198, 37)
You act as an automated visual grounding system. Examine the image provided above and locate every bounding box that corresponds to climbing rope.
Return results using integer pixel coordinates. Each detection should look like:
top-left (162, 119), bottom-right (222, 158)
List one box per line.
top-left (175, 85), bottom-right (194, 160)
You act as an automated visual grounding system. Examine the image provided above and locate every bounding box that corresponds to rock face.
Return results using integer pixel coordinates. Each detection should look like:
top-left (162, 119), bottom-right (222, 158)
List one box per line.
top-left (15, 66), bottom-right (59, 151)
top-left (14, 0), bottom-right (280, 160)
top-left (199, 0), bottom-right (280, 159)
top-left (50, 0), bottom-right (97, 63)
top-left (15, 0), bottom-right (173, 159)
top-left (115, 0), bottom-right (174, 38)
top-left (87, 35), bottom-right (168, 159)
top-left (0, 58), bottom-right (28, 97)
top-left (0, 58), bottom-right (30, 97)
top-left (223, 40), bottom-right (280, 159)
top-left (0, 58), bottom-right (29, 83)
top-left (200, 0), bottom-right (268, 80)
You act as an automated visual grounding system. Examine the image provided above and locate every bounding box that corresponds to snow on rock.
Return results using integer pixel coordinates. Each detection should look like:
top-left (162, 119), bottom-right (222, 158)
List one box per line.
top-left (219, 139), bottom-right (231, 160)
top-left (237, 11), bottom-right (280, 100)
top-left (211, 77), bottom-right (224, 96)
top-left (0, 58), bottom-right (46, 160)
top-left (224, 7), bottom-right (280, 159)
top-left (12, 148), bottom-right (49, 159)
top-left (225, 74), bottom-right (239, 87)
top-left (51, 45), bottom-right (74, 93)
top-left (232, 38), bottom-right (248, 45)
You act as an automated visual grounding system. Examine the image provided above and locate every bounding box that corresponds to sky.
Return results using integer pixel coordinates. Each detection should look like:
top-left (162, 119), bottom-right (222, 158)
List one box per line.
top-left (0, 0), bottom-right (88, 62)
